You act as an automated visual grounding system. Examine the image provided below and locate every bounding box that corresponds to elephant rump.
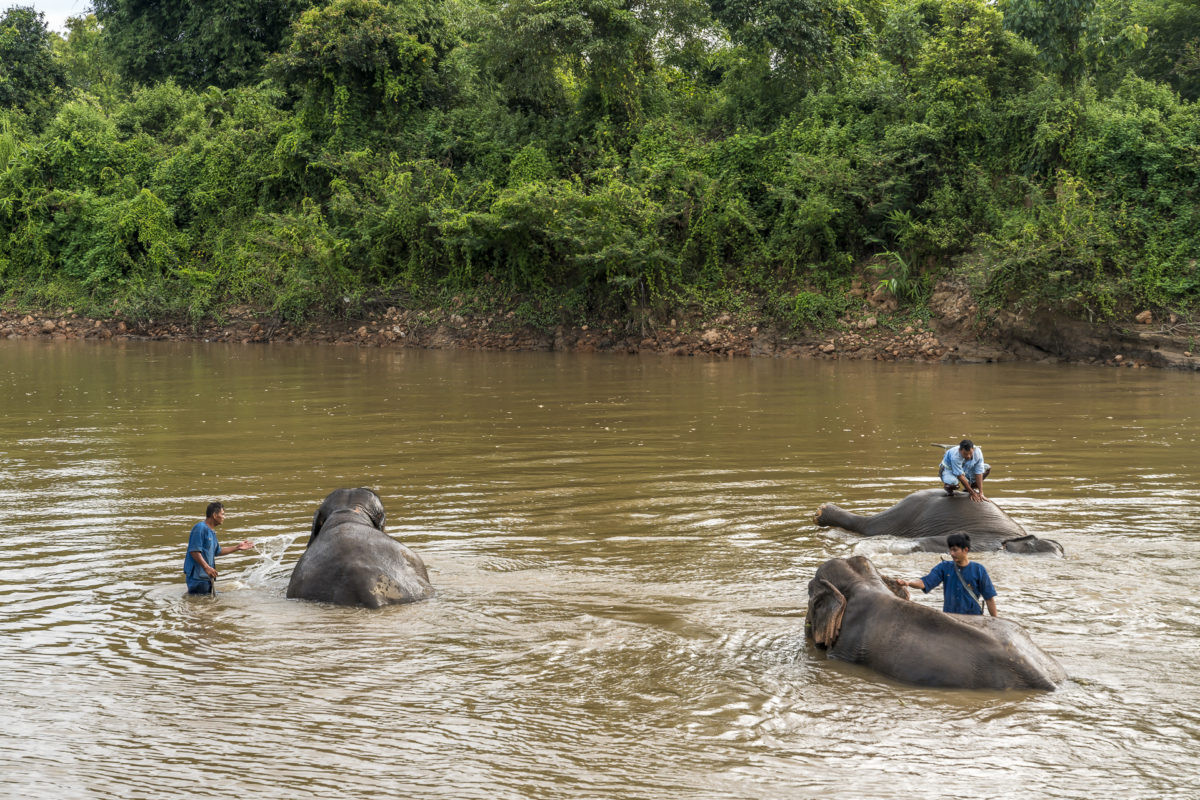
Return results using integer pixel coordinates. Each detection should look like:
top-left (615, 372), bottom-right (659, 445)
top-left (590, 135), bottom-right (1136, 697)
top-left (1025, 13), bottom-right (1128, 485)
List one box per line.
top-left (287, 490), bottom-right (434, 608)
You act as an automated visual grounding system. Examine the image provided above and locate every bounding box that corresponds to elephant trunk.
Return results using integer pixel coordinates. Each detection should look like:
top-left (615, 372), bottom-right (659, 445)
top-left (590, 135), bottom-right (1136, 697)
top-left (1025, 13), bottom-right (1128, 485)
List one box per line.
top-left (814, 502), bottom-right (868, 533)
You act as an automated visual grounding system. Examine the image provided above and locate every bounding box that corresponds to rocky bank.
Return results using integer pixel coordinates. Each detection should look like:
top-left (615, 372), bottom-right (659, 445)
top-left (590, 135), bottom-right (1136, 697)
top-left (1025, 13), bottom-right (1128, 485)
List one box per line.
top-left (2, 279), bottom-right (1197, 370)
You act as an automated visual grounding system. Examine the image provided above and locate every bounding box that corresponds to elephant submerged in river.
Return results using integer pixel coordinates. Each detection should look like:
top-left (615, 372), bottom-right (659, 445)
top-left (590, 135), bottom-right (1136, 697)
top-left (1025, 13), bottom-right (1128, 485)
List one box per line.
top-left (807, 556), bottom-right (1066, 691)
top-left (286, 488), bottom-right (434, 608)
top-left (815, 488), bottom-right (1063, 555)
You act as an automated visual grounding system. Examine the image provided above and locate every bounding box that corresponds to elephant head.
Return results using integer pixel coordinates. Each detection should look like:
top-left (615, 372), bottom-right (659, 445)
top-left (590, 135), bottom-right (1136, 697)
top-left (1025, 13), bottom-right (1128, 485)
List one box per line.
top-left (309, 487), bottom-right (386, 545)
top-left (807, 556), bottom-right (909, 648)
top-left (1001, 534), bottom-right (1064, 555)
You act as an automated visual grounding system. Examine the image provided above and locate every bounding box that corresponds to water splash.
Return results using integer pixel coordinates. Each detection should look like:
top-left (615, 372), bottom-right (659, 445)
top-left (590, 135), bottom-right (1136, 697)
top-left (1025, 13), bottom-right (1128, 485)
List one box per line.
top-left (237, 532), bottom-right (305, 587)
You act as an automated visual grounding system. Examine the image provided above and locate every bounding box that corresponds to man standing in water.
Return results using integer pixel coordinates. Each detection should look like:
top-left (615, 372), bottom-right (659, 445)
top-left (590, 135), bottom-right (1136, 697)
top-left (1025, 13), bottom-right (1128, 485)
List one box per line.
top-left (899, 533), bottom-right (998, 617)
top-left (183, 502), bottom-right (254, 595)
top-left (940, 438), bottom-right (990, 502)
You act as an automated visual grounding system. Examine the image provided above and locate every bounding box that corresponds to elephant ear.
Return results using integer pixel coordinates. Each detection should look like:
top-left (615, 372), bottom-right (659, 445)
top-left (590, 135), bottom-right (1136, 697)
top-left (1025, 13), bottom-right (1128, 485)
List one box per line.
top-left (308, 506), bottom-right (326, 546)
top-left (357, 488), bottom-right (386, 532)
top-left (807, 578), bottom-right (847, 649)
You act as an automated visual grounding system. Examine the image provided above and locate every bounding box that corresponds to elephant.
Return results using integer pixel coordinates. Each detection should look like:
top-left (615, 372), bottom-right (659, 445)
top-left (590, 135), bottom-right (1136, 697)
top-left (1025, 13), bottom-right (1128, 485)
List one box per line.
top-left (814, 488), bottom-right (1063, 555)
top-left (286, 488), bottom-right (435, 608)
top-left (807, 556), bottom-right (1066, 690)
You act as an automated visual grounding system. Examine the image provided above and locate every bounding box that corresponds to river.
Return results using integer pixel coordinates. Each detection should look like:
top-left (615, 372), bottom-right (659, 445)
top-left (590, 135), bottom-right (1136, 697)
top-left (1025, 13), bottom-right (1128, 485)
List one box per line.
top-left (1, 340), bottom-right (1198, 799)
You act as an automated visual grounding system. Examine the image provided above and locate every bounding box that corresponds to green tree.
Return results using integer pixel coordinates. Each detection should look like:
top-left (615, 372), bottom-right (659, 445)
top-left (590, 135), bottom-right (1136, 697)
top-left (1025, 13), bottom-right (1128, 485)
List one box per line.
top-left (0, 6), bottom-right (66, 119)
top-left (92, 0), bottom-right (314, 89)
top-left (911, 0), bottom-right (1036, 138)
top-left (477, 0), bottom-right (592, 118)
top-left (1078, 0), bottom-right (1147, 92)
top-left (53, 14), bottom-right (122, 105)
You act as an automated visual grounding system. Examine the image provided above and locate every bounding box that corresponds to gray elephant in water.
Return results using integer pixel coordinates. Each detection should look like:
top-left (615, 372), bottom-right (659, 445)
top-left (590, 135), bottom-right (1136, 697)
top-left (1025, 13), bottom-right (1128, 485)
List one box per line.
top-left (814, 488), bottom-right (1063, 555)
top-left (807, 556), bottom-right (1066, 690)
top-left (286, 488), bottom-right (434, 608)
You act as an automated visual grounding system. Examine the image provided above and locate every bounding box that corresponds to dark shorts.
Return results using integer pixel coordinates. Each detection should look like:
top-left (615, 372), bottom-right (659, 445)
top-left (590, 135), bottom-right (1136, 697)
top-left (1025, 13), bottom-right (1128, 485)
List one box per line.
top-left (185, 577), bottom-right (214, 595)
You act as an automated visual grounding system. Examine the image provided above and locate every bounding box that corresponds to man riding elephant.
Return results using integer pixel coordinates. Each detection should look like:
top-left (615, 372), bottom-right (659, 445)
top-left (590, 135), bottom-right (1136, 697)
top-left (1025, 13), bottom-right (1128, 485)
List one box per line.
top-left (940, 439), bottom-right (990, 502)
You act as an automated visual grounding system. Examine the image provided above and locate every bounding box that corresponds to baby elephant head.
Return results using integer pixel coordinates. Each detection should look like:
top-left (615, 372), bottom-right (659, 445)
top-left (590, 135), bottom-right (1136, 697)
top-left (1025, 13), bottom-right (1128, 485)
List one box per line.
top-left (308, 487), bottom-right (387, 545)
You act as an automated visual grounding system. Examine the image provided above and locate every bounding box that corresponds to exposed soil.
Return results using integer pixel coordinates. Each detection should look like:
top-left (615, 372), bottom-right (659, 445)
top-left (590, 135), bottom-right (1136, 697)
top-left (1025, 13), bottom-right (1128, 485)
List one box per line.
top-left (3, 278), bottom-right (1197, 370)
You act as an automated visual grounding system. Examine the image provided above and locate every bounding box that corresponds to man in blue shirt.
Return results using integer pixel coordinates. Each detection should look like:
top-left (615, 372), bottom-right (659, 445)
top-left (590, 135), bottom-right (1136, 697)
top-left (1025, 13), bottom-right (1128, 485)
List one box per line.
top-left (940, 439), bottom-right (990, 502)
top-left (183, 502), bottom-right (255, 595)
top-left (900, 533), bottom-right (998, 616)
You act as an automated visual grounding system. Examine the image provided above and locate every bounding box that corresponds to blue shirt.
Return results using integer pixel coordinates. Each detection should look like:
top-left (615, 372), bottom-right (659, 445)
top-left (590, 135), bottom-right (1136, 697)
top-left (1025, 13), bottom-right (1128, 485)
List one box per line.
top-left (919, 560), bottom-right (997, 615)
top-left (183, 521), bottom-right (219, 581)
top-left (940, 446), bottom-right (987, 483)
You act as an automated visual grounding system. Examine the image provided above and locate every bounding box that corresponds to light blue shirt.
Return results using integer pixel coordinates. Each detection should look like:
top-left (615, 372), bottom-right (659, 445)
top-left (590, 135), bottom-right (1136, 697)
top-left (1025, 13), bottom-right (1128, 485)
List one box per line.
top-left (940, 446), bottom-right (988, 484)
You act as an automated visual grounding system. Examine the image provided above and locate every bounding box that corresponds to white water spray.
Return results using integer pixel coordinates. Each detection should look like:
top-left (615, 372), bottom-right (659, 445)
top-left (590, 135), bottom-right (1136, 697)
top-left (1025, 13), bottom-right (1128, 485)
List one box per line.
top-left (235, 532), bottom-right (305, 588)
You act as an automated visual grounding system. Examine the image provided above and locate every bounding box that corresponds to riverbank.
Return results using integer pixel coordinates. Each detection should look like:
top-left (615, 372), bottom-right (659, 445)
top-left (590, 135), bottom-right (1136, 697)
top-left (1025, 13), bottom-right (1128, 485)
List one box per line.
top-left (3, 278), bottom-right (1196, 370)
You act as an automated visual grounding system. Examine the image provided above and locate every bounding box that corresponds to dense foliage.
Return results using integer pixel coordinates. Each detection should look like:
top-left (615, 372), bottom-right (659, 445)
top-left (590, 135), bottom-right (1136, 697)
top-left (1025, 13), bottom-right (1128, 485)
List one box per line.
top-left (0, 0), bottom-right (1197, 327)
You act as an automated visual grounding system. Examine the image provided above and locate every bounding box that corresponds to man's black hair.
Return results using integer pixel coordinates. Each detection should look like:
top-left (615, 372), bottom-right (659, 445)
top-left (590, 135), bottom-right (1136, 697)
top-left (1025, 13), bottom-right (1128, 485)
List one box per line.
top-left (206, 501), bottom-right (224, 519)
top-left (947, 532), bottom-right (971, 550)
top-left (958, 439), bottom-right (974, 451)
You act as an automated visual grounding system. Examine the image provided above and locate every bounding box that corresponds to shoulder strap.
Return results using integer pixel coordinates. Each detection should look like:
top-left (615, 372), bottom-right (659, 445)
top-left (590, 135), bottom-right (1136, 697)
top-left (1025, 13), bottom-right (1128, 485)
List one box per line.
top-left (952, 563), bottom-right (985, 612)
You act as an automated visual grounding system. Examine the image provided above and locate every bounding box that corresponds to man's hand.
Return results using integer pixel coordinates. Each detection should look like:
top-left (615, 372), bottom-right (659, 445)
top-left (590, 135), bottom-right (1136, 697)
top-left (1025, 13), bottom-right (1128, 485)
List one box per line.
top-left (235, 540), bottom-right (255, 551)
top-left (205, 565), bottom-right (218, 579)
top-left (970, 491), bottom-right (988, 503)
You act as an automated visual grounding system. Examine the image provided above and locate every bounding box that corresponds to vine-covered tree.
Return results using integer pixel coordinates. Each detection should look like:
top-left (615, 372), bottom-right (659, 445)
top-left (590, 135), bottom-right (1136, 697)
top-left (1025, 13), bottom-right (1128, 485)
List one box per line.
top-left (998, 0), bottom-right (1096, 79)
top-left (708, 0), bottom-right (873, 81)
top-left (478, 0), bottom-right (706, 128)
top-left (268, 0), bottom-right (443, 139)
top-left (53, 14), bottom-right (122, 105)
top-left (92, 0), bottom-right (314, 88)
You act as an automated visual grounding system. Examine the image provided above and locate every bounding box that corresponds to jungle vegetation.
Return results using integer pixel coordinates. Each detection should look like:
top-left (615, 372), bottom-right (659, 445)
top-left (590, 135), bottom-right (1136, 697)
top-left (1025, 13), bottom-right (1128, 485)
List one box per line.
top-left (0, 0), bottom-right (1197, 330)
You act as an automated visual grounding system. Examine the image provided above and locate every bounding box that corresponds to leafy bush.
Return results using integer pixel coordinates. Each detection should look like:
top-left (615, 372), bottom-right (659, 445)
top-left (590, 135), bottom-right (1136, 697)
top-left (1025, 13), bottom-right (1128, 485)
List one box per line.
top-left (240, 201), bottom-right (355, 322)
top-left (975, 172), bottom-right (1122, 318)
top-left (773, 290), bottom-right (847, 331)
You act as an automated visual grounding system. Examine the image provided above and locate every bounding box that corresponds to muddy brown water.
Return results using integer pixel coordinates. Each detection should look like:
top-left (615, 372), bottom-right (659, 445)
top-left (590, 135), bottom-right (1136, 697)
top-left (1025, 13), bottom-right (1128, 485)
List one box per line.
top-left (2, 340), bottom-right (1198, 799)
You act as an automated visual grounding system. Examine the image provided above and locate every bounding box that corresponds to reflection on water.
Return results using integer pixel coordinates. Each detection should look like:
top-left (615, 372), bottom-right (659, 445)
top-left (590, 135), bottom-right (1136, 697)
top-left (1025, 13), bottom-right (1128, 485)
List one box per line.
top-left (1, 340), bottom-right (1199, 799)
